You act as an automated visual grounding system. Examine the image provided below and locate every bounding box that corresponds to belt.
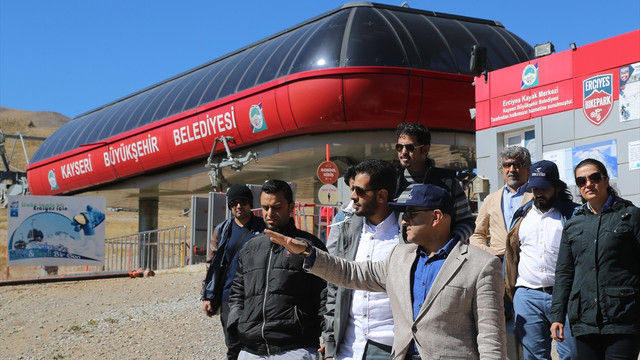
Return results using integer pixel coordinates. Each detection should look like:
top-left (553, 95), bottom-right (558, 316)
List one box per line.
top-left (530, 286), bottom-right (554, 294)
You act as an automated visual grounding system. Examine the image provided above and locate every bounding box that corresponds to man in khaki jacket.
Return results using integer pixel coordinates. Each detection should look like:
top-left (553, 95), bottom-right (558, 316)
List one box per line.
top-left (470, 146), bottom-right (532, 257)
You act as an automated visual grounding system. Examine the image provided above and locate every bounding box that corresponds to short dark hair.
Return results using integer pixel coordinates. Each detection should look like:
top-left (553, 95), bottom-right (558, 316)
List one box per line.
top-left (354, 159), bottom-right (397, 200)
top-left (261, 179), bottom-right (294, 204)
top-left (574, 158), bottom-right (617, 198)
top-left (396, 122), bottom-right (431, 146)
top-left (499, 146), bottom-right (532, 168)
top-left (343, 165), bottom-right (356, 186)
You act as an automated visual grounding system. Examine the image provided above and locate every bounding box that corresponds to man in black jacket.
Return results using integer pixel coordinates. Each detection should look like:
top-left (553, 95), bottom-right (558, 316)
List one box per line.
top-left (201, 184), bottom-right (265, 360)
top-left (228, 179), bottom-right (327, 359)
top-left (394, 122), bottom-right (475, 242)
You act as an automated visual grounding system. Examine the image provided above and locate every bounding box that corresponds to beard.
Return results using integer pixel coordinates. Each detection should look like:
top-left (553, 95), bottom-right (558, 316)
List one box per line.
top-left (534, 193), bottom-right (557, 211)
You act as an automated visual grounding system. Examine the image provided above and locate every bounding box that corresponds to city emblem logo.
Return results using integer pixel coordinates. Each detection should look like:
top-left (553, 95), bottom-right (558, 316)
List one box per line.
top-left (249, 103), bottom-right (268, 133)
top-left (583, 74), bottom-right (613, 126)
top-left (48, 169), bottom-right (59, 190)
top-left (521, 63), bottom-right (539, 89)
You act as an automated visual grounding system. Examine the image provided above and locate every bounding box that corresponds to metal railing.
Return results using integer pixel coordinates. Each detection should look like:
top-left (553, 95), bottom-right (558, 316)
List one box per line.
top-left (104, 225), bottom-right (188, 271)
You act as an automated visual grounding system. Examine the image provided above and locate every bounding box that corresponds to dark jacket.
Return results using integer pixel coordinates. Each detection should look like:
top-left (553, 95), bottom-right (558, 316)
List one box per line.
top-left (228, 219), bottom-right (328, 356)
top-left (204, 215), bottom-right (265, 301)
top-left (504, 197), bottom-right (580, 301)
top-left (550, 196), bottom-right (640, 337)
top-left (396, 159), bottom-right (475, 241)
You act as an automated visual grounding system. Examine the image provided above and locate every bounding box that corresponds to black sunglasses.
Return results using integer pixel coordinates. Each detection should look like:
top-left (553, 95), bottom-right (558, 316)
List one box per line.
top-left (575, 172), bottom-right (604, 187)
top-left (228, 199), bottom-right (250, 208)
top-left (502, 161), bottom-right (523, 169)
top-left (350, 185), bottom-right (374, 197)
top-left (402, 208), bottom-right (431, 221)
top-left (395, 143), bottom-right (425, 152)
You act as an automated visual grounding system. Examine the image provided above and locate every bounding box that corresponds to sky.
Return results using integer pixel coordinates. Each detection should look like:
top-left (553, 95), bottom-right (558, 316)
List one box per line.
top-left (1, 0), bottom-right (639, 119)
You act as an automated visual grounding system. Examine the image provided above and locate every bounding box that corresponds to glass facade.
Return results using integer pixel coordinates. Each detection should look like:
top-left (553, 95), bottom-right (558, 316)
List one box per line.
top-left (32, 3), bottom-right (533, 163)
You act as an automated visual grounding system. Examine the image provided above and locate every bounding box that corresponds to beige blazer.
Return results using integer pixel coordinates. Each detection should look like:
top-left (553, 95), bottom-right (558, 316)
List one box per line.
top-left (310, 241), bottom-right (506, 360)
top-left (469, 186), bottom-right (533, 256)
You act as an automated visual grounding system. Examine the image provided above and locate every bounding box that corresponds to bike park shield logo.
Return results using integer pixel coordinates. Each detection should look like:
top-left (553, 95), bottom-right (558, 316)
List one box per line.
top-left (583, 74), bottom-right (613, 126)
top-left (521, 63), bottom-right (539, 89)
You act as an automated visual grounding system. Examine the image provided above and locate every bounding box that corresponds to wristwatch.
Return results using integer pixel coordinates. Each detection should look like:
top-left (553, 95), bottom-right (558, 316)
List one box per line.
top-left (301, 241), bottom-right (313, 257)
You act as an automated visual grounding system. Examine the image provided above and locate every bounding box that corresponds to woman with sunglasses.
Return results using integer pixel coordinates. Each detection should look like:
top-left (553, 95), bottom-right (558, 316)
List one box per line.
top-left (550, 158), bottom-right (640, 359)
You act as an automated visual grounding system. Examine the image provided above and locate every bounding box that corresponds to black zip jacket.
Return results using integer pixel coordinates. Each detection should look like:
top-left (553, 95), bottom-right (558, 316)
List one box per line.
top-left (228, 218), bottom-right (327, 356)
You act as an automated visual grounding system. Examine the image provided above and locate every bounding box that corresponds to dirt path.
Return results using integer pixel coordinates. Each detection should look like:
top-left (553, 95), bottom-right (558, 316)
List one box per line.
top-left (0, 264), bottom-right (227, 359)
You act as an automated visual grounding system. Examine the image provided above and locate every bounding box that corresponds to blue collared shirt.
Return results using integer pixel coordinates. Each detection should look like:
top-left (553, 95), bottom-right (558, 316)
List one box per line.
top-left (408, 237), bottom-right (459, 354)
top-left (502, 184), bottom-right (527, 230)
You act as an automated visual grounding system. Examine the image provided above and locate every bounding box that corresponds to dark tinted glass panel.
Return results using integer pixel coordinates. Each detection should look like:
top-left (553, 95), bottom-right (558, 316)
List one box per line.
top-left (32, 121), bottom-right (76, 161)
top-left (181, 65), bottom-right (223, 112)
top-left (426, 17), bottom-right (478, 74)
top-left (345, 8), bottom-right (407, 67)
top-left (116, 89), bottom-right (160, 134)
top-left (257, 29), bottom-right (306, 84)
top-left (497, 28), bottom-right (534, 60)
top-left (108, 91), bottom-right (153, 137)
top-left (394, 13), bottom-right (456, 72)
top-left (197, 57), bottom-right (239, 107)
top-left (96, 98), bottom-right (138, 141)
top-left (165, 71), bottom-right (204, 117)
top-left (70, 112), bottom-right (108, 148)
top-left (148, 76), bottom-right (189, 123)
top-left (83, 105), bottom-right (120, 144)
top-left (288, 12), bottom-right (346, 74)
top-left (460, 22), bottom-right (516, 72)
top-left (216, 48), bottom-right (257, 99)
top-left (132, 84), bottom-right (174, 128)
top-left (278, 21), bottom-right (324, 77)
top-left (379, 10), bottom-right (421, 68)
top-left (236, 40), bottom-right (280, 90)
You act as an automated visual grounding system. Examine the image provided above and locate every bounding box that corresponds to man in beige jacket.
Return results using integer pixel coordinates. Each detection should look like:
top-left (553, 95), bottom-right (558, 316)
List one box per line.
top-left (470, 146), bottom-right (532, 257)
top-left (268, 184), bottom-right (505, 360)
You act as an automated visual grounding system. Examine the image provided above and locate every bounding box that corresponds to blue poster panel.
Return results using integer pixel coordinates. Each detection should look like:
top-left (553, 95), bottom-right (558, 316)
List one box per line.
top-left (7, 196), bottom-right (106, 266)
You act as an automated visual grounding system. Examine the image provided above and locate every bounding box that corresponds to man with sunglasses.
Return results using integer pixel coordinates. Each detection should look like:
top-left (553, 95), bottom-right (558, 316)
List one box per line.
top-left (201, 184), bottom-right (265, 360)
top-left (504, 160), bottom-right (579, 360)
top-left (322, 159), bottom-right (400, 360)
top-left (470, 146), bottom-right (533, 359)
top-left (267, 184), bottom-right (506, 359)
top-left (395, 123), bottom-right (475, 242)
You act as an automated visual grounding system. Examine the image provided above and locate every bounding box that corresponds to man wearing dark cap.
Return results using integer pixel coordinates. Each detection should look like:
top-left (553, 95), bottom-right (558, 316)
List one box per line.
top-left (504, 160), bottom-right (579, 360)
top-left (201, 184), bottom-right (265, 360)
top-left (268, 184), bottom-right (506, 360)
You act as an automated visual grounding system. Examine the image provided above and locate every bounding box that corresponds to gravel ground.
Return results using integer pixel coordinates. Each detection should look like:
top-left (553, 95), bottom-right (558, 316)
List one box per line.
top-left (0, 264), bottom-right (227, 360)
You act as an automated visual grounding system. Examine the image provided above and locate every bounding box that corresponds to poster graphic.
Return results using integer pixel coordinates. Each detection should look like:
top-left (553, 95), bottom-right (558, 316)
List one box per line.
top-left (619, 62), bottom-right (640, 122)
top-left (7, 196), bottom-right (106, 266)
top-left (583, 74), bottom-right (613, 126)
top-left (572, 139), bottom-right (618, 180)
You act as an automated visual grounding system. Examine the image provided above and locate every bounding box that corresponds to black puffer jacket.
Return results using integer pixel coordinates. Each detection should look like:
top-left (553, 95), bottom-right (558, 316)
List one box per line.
top-left (550, 195), bottom-right (640, 337)
top-left (228, 219), bottom-right (327, 356)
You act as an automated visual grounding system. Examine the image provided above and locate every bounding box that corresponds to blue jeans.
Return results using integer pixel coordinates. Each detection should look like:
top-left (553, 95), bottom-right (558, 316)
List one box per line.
top-left (513, 287), bottom-right (577, 360)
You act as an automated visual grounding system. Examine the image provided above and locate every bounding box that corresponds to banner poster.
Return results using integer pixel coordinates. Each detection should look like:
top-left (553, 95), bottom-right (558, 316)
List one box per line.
top-left (7, 196), bottom-right (106, 266)
top-left (619, 62), bottom-right (640, 122)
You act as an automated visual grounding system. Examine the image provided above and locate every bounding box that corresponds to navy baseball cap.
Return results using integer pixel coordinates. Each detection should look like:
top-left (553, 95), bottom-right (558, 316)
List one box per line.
top-left (526, 160), bottom-right (559, 191)
top-left (388, 184), bottom-right (454, 216)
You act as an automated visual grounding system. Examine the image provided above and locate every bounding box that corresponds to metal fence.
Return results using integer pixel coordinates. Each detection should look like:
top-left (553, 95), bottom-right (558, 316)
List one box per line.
top-left (104, 225), bottom-right (188, 271)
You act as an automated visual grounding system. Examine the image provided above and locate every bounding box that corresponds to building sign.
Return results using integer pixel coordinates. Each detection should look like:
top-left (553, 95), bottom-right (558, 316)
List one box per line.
top-left (7, 196), bottom-right (106, 266)
top-left (490, 80), bottom-right (574, 125)
top-left (583, 74), bottom-right (613, 126)
top-left (543, 139), bottom-right (618, 185)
